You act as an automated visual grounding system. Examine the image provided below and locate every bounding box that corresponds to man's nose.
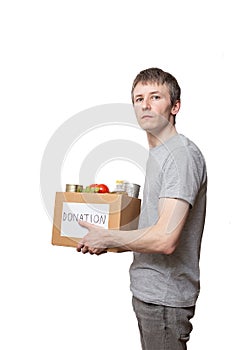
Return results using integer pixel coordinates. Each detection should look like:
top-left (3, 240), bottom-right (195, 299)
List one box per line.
top-left (141, 97), bottom-right (151, 110)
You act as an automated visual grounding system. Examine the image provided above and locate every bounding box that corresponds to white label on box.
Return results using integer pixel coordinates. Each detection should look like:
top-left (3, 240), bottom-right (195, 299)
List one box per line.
top-left (60, 202), bottom-right (110, 238)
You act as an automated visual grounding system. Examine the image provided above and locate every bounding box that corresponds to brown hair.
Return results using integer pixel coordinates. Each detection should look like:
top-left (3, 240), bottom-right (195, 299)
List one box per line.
top-left (131, 67), bottom-right (181, 106)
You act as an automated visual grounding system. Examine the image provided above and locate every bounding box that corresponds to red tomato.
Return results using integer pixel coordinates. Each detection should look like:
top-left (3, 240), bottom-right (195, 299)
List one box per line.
top-left (97, 184), bottom-right (109, 193)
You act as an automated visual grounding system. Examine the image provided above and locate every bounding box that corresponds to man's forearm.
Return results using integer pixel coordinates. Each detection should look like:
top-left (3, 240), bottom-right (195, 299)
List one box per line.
top-left (107, 226), bottom-right (169, 254)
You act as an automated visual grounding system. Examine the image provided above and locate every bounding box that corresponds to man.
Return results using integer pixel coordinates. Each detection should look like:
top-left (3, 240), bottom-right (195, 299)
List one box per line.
top-left (77, 68), bottom-right (207, 350)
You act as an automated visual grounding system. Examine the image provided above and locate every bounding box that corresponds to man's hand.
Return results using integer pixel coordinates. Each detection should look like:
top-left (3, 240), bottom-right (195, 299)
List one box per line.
top-left (76, 221), bottom-right (109, 255)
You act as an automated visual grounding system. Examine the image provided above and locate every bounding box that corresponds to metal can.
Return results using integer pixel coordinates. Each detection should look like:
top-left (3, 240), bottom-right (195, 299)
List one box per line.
top-left (65, 184), bottom-right (83, 192)
top-left (123, 183), bottom-right (140, 198)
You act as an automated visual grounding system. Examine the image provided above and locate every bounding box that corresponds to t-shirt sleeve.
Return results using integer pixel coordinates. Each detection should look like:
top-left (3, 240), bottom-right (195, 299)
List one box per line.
top-left (159, 146), bottom-right (205, 207)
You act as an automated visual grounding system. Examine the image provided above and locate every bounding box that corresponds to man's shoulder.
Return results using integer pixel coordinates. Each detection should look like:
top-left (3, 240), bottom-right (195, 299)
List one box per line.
top-left (167, 134), bottom-right (206, 162)
top-left (149, 134), bottom-right (206, 172)
top-left (158, 134), bottom-right (207, 180)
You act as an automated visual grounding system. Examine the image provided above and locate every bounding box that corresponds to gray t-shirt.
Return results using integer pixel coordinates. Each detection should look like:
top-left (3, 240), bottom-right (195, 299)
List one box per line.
top-left (129, 134), bottom-right (207, 307)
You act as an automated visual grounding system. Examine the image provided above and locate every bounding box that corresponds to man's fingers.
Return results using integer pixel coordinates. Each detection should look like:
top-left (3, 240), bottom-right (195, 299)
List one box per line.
top-left (81, 245), bottom-right (89, 254)
top-left (77, 244), bottom-right (107, 255)
top-left (76, 241), bottom-right (89, 254)
top-left (78, 220), bottom-right (94, 229)
top-left (94, 249), bottom-right (108, 256)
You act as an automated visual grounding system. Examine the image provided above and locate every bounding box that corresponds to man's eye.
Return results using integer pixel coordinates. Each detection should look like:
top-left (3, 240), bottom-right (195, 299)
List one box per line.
top-left (152, 95), bottom-right (160, 100)
top-left (135, 97), bottom-right (143, 103)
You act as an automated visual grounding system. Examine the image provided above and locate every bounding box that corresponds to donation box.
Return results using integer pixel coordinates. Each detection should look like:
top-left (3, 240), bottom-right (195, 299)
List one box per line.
top-left (52, 192), bottom-right (141, 248)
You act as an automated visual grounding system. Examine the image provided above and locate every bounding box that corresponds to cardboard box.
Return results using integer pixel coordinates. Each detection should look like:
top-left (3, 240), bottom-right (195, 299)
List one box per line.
top-left (52, 192), bottom-right (141, 248)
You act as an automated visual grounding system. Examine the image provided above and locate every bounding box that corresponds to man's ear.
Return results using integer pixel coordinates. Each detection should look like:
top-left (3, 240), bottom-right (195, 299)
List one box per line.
top-left (171, 100), bottom-right (181, 116)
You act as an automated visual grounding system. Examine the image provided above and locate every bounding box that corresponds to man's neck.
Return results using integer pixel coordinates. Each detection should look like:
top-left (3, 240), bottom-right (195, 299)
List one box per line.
top-left (147, 127), bottom-right (178, 148)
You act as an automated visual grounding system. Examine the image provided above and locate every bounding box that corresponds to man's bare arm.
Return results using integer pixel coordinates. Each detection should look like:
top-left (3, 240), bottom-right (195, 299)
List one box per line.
top-left (77, 198), bottom-right (189, 255)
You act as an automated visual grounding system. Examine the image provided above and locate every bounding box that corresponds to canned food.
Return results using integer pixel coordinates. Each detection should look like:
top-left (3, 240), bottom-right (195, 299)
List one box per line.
top-left (65, 184), bottom-right (83, 192)
top-left (123, 183), bottom-right (140, 198)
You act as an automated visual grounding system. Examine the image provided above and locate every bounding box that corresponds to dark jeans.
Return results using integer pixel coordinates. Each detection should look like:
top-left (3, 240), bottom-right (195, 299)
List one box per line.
top-left (132, 296), bottom-right (195, 350)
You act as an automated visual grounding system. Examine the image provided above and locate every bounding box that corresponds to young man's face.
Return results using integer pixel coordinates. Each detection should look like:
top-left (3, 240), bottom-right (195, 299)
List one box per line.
top-left (132, 82), bottom-right (180, 135)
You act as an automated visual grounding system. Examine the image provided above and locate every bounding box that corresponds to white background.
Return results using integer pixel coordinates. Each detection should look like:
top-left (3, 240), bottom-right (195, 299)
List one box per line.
top-left (1, 1), bottom-right (232, 349)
